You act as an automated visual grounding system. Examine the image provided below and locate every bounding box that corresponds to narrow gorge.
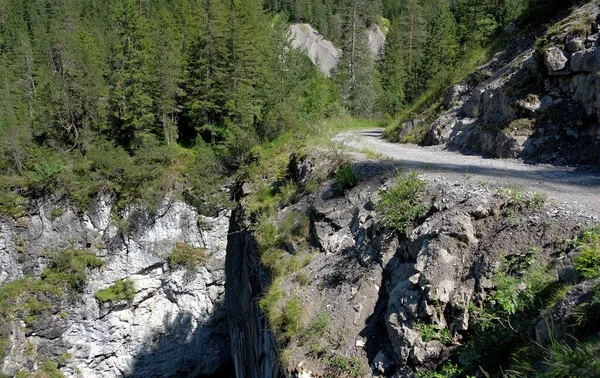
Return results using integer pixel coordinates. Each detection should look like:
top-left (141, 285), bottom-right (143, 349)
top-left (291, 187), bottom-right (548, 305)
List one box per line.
top-left (1, 0), bottom-right (600, 377)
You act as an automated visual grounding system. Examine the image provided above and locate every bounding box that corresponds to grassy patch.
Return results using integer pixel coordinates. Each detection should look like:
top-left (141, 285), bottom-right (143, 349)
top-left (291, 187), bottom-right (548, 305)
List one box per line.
top-left (50, 207), bottom-right (63, 220)
top-left (168, 243), bottom-right (208, 271)
top-left (15, 360), bottom-right (65, 378)
top-left (376, 171), bottom-right (428, 233)
top-left (572, 225), bottom-right (600, 280)
top-left (334, 164), bottom-right (359, 190)
top-left (271, 296), bottom-right (304, 343)
top-left (325, 355), bottom-right (364, 378)
top-left (417, 322), bottom-right (453, 345)
top-left (95, 278), bottom-right (135, 303)
top-left (301, 310), bottom-right (330, 344)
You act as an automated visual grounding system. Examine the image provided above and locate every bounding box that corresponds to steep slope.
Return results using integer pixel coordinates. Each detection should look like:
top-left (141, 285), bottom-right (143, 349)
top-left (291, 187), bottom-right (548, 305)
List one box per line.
top-left (233, 145), bottom-right (599, 377)
top-left (394, 2), bottom-right (600, 167)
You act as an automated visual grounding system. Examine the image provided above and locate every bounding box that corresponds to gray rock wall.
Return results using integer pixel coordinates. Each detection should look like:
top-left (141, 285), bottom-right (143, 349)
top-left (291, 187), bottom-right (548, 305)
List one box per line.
top-left (418, 2), bottom-right (600, 165)
top-left (0, 198), bottom-right (231, 377)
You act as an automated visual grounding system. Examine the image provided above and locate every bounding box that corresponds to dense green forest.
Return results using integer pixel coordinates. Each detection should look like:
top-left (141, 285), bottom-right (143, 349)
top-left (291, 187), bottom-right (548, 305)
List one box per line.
top-left (0, 0), bottom-right (339, 216)
top-left (267, 0), bottom-right (566, 116)
top-left (0, 0), bottom-right (567, 217)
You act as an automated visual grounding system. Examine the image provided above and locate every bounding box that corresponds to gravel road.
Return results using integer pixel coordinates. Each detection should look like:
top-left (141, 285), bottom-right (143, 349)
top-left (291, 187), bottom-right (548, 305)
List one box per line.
top-left (337, 129), bottom-right (600, 221)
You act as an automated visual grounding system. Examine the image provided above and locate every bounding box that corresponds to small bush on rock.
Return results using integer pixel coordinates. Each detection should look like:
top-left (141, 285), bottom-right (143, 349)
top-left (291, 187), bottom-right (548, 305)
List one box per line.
top-left (334, 164), bottom-right (359, 190)
top-left (168, 243), bottom-right (208, 270)
top-left (95, 279), bottom-right (135, 303)
top-left (376, 171), bottom-right (427, 233)
top-left (573, 225), bottom-right (600, 280)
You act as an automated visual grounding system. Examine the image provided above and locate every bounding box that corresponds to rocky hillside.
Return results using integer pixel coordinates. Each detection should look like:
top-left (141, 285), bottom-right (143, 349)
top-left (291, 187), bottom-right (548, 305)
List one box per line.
top-left (236, 147), bottom-right (599, 377)
top-left (394, 2), bottom-right (600, 167)
top-left (0, 199), bottom-right (231, 377)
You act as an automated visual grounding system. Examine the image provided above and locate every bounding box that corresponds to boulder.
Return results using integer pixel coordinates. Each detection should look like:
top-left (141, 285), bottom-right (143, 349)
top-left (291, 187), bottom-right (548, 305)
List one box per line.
top-left (566, 38), bottom-right (585, 52)
top-left (571, 47), bottom-right (600, 72)
top-left (544, 47), bottom-right (568, 73)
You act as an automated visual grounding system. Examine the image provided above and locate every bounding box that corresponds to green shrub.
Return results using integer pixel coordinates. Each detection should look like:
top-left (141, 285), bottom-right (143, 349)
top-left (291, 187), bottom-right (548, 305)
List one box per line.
top-left (295, 271), bottom-right (311, 286)
top-left (301, 310), bottom-right (329, 344)
top-left (376, 171), bottom-right (428, 233)
top-left (325, 355), bottom-right (363, 378)
top-left (274, 296), bottom-right (303, 342)
top-left (573, 225), bottom-right (600, 280)
top-left (491, 270), bottom-right (522, 314)
top-left (50, 208), bottom-right (63, 220)
top-left (417, 322), bottom-right (453, 344)
top-left (42, 250), bottom-right (104, 292)
top-left (168, 243), bottom-right (208, 270)
top-left (334, 164), bottom-right (359, 190)
top-left (95, 279), bottom-right (135, 303)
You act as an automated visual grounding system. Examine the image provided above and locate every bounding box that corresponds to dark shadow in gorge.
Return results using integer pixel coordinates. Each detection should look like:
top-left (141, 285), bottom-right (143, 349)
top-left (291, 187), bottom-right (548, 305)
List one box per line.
top-left (128, 306), bottom-right (234, 378)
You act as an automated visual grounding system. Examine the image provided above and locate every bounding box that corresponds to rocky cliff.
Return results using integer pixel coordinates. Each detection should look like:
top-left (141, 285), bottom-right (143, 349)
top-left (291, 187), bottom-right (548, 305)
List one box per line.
top-left (400, 2), bottom-right (600, 166)
top-left (236, 147), bottom-right (598, 377)
top-left (0, 198), bottom-right (231, 377)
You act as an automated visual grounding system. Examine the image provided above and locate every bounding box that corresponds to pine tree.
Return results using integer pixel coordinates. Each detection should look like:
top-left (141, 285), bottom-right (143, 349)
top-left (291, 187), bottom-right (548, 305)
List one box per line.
top-left (152, 6), bottom-right (184, 145)
top-left (107, 0), bottom-right (155, 151)
top-left (185, 0), bottom-right (230, 143)
top-left (334, 0), bottom-right (378, 116)
top-left (378, 16), bottom-right (405, 115)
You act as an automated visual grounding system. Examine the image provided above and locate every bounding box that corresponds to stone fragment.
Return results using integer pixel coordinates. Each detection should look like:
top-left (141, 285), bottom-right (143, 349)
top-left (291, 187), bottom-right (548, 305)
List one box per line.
top-left (544, 47), bottom-right (568, 73)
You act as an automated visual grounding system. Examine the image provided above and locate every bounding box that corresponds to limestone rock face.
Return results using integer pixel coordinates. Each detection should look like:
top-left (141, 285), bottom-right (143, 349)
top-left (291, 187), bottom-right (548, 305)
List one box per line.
top-left (0, 198), bottom-right (231, 377)
top-left (367, 24), bottom-right (386, 60)
top-left (289, 23), bottom-right (341, 76)
top-left (289, 22), bottom-right (386, 76)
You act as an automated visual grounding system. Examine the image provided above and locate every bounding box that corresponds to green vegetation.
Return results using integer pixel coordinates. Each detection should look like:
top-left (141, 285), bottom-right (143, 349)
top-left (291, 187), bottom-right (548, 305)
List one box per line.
top-left (15, 361), bottom-right (65, 378)
top-left (301, 311), bottom-right (330, 344)
top-left (269, 296), bottom-right (303, 343)
top-left (417, 322), bottom-right (453, 345)
top-left (50, 208), bottom-right (63, 220)
top-left (0, 249), bottom-right (102, 364)
top-left (572, 225), bottom-right (600, 280)
top-left (376, 171), bottom-right (428, 233)
top-left (295, 272), bottom-right (311, 286)
top-left (457, 233), bottom-right (600, 377)
top-left (416, 363), bottom-right (465, 378)
top-left (537, 339), bottom-right (600, 378)
top-left (95, 279), bottom-right (136, 303)
top-left (325, 355), bottom-right (364, 378)
top-left (0, 0), bottom-right (341, 219)
top-left (167, 243), bottom-right (209, 272)
top-left (334, 164), bottom-right (360, 190)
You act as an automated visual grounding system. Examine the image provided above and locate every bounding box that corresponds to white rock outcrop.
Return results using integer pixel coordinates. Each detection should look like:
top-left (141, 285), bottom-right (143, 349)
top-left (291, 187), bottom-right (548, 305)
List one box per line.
top-left (0, 198), bottom-right (231, 377)
top-left (289, 23), bottom-right (340, 76)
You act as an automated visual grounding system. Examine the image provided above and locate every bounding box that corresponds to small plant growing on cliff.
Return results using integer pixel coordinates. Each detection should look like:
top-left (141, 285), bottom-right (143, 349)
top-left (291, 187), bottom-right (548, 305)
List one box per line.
top-left (325, 355), bottom-right (364, 378)
top-left (334, 164), bottom-right (359, 190)
top-left (95, 278), bottom-right (135, 303)
top-left (168, 243), bottom-right (208, 271)
top-left (417, 322), bottom-right (453, 344)
top-left (376, 171), bottom-right (427, 233)
top-left (573, 225), bottom-right (600, 280)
